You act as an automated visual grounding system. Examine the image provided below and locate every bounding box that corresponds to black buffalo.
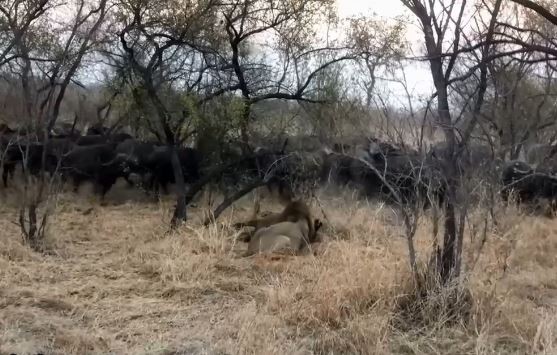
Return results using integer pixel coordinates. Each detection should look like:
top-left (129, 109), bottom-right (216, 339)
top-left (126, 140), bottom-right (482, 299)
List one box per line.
top-left (0, 123), bottom-right (15, 135)
top-left (59, 144), bottom-right (127, 197)
top-left (321, 151), bottom-right (354, 186)
top-left (75, 134), bottom-right (108, 146)
top-left (1, 133), bottom-right (46, 186)
top-left (143, 146), bottom-right (201, 194)
top-left (75, 133), bottom-right (133, 146)
top-left (114, 139), bottom-right (159, 187)
top-left (1, 134), bottom-right (75, 186)
top-left (501, 160), bottom-right (557, 209)
top-left (322, 137), bottom-right (444, 207)
top-left (50, 123), bottom-right (81, 139)
top-left (249, 145), bottom-right (327, 200)
top-left (86, 125), bottom-right (110, 136)
top-left (1, 132), bottom-right (19, 186)
top-left (115, 139), bottom-right (201, 195)
top-left (1, 144), bottom-right (20, 187)
top-left (428, 142), bottom-right (496, 177)
top-left (110, 132), bottom-right (133, 144)
top-left (367, 145), bottom-right (443, 206)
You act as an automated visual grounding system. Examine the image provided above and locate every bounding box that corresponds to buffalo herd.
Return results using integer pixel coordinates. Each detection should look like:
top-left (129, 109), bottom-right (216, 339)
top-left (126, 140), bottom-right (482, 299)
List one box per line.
top-left (0, 124), bottom-right (201, 199)
top-left (2, 123), bottom-right (557, 213)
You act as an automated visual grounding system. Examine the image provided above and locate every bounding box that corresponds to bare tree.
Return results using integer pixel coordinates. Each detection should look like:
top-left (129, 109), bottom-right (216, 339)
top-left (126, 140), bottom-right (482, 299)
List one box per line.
top-left (0, 0), bottom-right (110, 249)
top-left (400, 0), bottom-right (502, 284)
top-left (347, 15), bottom-right (406, 108)
top-left (509, 0), bottom-right (557, 25)
top-left (220, 0), bottom-right (353, 145)
top-left (489, 1), bottom-right (557, 157)
top-left (106, 0), bottom-right (353, 227)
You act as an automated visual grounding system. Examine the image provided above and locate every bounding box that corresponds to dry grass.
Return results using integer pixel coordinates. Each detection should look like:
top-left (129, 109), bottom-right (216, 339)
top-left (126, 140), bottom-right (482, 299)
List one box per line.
top-left (0, 183), bottom-right (556, 355)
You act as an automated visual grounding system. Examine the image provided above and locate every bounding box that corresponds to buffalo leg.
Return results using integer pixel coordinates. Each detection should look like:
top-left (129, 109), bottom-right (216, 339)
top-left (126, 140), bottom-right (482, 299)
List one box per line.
top-left (72, 175), bottom-right (85, 193)
top-left (161, 181), bottom-right (170, 195)
top-left (99, 181), bottom-right (114, 201)
top-left (150, 177), bottom-right (161, 201)
top-left (2, 166), bottom-right (9, 187)
top-left (147, 174), bottom-right (157, 195)
top-left (140, 174), bottom-right (151, 195)
top-left (2, 162), bottom-right (16, 187)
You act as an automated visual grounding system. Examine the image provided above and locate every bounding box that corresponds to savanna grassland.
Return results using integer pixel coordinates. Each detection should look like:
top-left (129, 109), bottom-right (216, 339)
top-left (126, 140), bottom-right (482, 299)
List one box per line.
top-left (0, 182), bottom-right (556, 355)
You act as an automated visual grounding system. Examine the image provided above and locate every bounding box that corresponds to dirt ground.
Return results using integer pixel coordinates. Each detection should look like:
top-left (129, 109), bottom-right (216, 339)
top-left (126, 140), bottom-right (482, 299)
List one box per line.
top-left (0, 182), bottom-right (556, 354)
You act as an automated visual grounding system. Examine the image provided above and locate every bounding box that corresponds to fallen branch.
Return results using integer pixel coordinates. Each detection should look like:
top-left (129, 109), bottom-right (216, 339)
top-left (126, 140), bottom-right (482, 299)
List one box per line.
top-left (184, 151), bottom-right (273, 205)
top-left (203, 179), bottom-right (268, 226)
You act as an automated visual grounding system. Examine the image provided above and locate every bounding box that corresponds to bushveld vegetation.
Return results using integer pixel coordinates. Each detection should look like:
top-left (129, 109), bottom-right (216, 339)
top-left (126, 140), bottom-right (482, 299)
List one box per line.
top-left (2, 0), bottom-right (557, 354)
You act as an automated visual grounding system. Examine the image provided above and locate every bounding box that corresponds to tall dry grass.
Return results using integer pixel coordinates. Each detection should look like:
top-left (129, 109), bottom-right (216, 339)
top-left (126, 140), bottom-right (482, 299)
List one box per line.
top-left (0, 185), bottom-right (556, 354)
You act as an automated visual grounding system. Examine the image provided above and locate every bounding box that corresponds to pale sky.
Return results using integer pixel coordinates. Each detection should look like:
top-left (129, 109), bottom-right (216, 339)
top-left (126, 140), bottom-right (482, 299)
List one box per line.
top-left (337, 0), bottom-right (408, 18)
top-left (337, 0), bottom-right (435, 105)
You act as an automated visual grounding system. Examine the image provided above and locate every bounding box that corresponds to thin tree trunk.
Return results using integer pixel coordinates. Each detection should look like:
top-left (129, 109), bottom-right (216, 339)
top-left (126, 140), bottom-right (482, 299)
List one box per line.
top-left (170, 146), bottom-right (187, 227)
top-left (239, 100), bottom-right (252, 151)
top-left (429, 43), bottom-right (460, 285)
top-left (143, 80), bottom-right (189, 229)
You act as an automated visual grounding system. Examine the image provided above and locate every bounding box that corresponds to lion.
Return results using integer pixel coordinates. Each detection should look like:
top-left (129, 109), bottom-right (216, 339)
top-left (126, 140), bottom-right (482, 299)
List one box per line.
top-left (234, 199), bottom-right (322, 256)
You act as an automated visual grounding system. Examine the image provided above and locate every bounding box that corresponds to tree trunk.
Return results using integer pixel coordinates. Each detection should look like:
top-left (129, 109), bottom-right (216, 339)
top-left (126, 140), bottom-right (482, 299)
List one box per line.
top-left (143, 81), bottom-right (189, 229)
top-left (401, 0), bottom-right (501, 287)
top-left (20, 202), bottom-right (39, 251)
top-left (422, 24), bottom-right (461, 284)
top-left (436, 91), bottom-right (461, 284)
top-left (440, 188), bottom-right (458, 281)
top-left (27, 204), bottom-right (37, 244)
top-left (170, 146), bottom-right (187, 228)
top-left (239, 100), bottom-right (252, 153)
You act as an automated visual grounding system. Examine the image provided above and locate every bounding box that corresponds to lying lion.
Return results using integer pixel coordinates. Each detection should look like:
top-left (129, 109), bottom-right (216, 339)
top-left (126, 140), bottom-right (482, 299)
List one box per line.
top-left (234, 200), bottom-right (322, 256)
